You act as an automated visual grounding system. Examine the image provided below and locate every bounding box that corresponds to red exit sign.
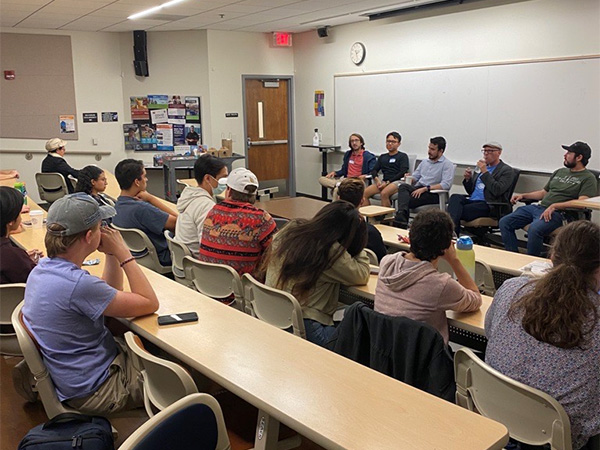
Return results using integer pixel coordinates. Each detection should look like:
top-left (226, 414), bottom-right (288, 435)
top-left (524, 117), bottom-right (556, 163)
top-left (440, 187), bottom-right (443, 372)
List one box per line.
top-left (272, 32), bottom-right (292, 47)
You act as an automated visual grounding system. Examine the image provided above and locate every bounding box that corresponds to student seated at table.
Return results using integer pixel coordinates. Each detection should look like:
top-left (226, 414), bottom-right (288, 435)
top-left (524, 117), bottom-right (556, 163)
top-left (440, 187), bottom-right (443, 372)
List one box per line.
top-left (41, 138), bottom-right (80, 193)
top-left (113, 159), bottom-right (178, 266)
top-left (337, 178), bottom-right (387, 263)
top-left (75, 165), bottom-right (114, 207)
top-left (176, 155), bottom-right (227, 257)
top-left (374, 209), bottom-right (481, 345)
top-left (23, 193), bottom-right (159, 415)
top-left (199, 167), bottom-right (276, 277)
top-left (0, 186), bottom-right (43, 283)
top-left (486, 221), bottom-right (600, 450)
top-left (263, 201), bottom-right (370, 347)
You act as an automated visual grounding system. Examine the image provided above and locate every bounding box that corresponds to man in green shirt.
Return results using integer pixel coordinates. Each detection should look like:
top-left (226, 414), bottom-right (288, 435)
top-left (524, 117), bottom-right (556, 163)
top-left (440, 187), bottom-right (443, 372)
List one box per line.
top-left (499, 142), bottom-right (597, 256)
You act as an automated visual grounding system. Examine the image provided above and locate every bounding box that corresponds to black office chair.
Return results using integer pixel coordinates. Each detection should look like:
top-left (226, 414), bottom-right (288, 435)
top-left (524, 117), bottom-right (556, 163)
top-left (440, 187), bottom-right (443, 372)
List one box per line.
top-left (461, 167), bottom-right (521, 245)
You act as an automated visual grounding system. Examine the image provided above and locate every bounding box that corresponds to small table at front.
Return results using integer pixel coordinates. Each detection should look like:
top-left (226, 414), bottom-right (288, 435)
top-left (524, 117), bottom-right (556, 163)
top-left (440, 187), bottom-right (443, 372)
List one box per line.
top-left (569, 196), bottom-right (600, 210)
top-left (301, 144), bottom-right (341, 200)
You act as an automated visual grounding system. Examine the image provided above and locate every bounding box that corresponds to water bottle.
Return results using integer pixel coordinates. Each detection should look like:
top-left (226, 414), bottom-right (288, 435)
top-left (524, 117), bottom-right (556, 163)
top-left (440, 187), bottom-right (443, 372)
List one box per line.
top-left (14, 181), bottom-right (27, 205)
top-left (456, 236), bottom-right (475, 280)
top-left (312, 128), bottom-right (320, 146)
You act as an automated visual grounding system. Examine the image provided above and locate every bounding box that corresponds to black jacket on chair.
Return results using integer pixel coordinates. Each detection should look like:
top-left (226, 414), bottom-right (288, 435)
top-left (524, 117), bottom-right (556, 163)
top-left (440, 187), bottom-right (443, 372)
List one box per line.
top-left (41, 154), bottom-right (79, 193)
top-left (326, 302), bottom-right (455, 402)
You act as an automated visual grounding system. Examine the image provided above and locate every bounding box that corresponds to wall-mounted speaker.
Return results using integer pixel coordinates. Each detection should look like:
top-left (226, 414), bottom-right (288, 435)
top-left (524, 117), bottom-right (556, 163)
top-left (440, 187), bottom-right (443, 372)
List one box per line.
top-left (134, 60), bottom-right (149, 77)
top-left (317, 27), bottom-right (329, 38)
top-left (133, 30), bottom-right (149, 76)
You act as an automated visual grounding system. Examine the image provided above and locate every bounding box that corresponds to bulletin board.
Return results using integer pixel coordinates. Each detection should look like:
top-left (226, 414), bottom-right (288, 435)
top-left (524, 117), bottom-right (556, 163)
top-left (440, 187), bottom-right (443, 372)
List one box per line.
top-left (0, 33), bottom-right (78, 140)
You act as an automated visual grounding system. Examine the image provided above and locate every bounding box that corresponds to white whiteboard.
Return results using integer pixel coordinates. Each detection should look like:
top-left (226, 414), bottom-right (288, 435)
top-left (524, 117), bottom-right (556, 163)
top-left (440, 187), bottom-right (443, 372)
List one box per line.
top-left (334, 58), bottom-right (600, 172)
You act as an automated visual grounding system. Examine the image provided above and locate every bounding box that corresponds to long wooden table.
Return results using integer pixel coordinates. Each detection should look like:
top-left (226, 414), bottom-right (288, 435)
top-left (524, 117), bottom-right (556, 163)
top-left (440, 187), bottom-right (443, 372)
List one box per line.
top-left (569, 195), bottom-right (600, 210)
top-left (10, 202), bottom-right (509, 450)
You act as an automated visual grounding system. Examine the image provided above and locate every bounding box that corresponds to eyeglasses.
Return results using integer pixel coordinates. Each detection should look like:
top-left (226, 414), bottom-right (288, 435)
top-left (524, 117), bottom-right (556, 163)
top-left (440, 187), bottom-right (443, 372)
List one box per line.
top-left (386, 140), bottom-right (399, 144)
top-left (481, 149), bottom-right (500, 154)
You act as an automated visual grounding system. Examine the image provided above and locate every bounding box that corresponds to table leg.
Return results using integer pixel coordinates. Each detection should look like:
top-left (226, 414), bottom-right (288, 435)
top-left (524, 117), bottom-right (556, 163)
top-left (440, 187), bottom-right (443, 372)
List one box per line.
top-left (254, 410), bottom-right (280, 450)
top-left (321, 149), bottom-right (328, 201)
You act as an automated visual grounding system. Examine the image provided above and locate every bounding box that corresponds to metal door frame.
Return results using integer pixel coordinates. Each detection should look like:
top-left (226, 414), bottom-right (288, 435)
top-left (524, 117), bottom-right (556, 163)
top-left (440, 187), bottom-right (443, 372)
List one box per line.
top-left (242, 75), bottom-right (296, 197)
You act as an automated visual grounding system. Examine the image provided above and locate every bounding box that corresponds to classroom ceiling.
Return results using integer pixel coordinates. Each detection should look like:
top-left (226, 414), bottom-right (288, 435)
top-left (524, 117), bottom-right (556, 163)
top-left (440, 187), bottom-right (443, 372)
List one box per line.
top-left (0, 0), bottom-right (457, 34)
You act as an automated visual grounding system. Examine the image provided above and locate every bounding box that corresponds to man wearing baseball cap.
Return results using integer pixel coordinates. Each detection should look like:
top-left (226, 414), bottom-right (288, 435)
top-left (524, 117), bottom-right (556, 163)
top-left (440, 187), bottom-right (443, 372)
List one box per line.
top-left (22, 193), bottom-right (159, 414)
top-left (500, 141), bottom-right (597, 256)
top-left (41, 138), bottom-right (80, 193)
top-left (199, 167), bottom-right (276, 279)
top-left (447, 141), bottom-right (515, 236)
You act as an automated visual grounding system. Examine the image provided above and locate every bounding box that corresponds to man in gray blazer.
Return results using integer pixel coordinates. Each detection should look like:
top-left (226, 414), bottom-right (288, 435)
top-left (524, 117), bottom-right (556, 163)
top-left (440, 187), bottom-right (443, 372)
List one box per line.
top-left (447, 141), bottom-right (515, 236)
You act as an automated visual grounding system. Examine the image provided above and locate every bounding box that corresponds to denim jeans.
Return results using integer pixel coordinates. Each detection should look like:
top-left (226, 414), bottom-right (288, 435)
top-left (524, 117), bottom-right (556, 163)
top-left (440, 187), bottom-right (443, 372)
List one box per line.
top-left (303, 319), bottom-right (336, 348)
top-left (499, 204), bottom-right (563, 256)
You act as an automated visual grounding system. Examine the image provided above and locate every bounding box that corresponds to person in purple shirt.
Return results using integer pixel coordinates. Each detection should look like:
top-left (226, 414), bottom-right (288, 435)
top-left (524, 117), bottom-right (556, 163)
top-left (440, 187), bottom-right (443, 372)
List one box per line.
top-left (23, 193), bottom-right (159, 415)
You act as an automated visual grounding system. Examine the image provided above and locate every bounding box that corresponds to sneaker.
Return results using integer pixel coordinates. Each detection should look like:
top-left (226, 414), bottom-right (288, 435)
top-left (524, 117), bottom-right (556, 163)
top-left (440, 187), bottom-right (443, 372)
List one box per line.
top-left (12, 360), bottom-right (38, 403)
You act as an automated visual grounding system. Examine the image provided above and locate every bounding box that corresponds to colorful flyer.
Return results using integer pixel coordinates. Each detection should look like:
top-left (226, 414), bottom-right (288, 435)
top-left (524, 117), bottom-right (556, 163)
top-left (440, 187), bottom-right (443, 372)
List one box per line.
top-left (140, 124), bottom-right (158, 150)
top-left (156, 123), bottom-right (173, 150)
top-left (59, 115), bottom-right (76, 133)
top-left (130, 96), bottom-right (149, 121)
top-left (123, 124), bottom-right (142, 151)
top-left (173, 124), bottom-right (185, 146)
top-left (314, 90), bottom-right (325, 116)
top-left (148, 95), bottom-right (168, 109)
top-left (185, 96), bottom-right (200, 122)
top-left (184, 124), bottom-right (201, 145)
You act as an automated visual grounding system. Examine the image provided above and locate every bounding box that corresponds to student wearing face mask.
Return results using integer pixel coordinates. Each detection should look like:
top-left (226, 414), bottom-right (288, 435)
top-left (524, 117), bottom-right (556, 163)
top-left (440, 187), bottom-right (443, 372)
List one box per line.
top-left (175, 155), bottom-right (228, 257)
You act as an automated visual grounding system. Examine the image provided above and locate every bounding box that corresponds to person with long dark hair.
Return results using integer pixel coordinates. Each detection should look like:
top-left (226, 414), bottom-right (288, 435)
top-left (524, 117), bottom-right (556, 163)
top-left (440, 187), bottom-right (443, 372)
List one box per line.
top-left (0, 186), bottom-right (43, 283)
top-left (75, 165), bottom-right (114, 207)
top-left (486, 220), bottom-right (600, 449)
top-left (264, 200), bottom-right (370, 346)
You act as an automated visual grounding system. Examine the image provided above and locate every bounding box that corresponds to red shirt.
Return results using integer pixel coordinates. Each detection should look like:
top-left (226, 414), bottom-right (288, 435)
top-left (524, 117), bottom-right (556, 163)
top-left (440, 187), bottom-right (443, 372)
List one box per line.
top-left (347, 150), bottom-right (364, 178)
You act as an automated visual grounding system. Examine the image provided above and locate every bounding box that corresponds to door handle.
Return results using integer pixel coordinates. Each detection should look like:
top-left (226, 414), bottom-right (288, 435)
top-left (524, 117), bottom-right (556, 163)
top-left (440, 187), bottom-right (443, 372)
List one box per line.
top-left (248, 140), bottom-right (288, 146)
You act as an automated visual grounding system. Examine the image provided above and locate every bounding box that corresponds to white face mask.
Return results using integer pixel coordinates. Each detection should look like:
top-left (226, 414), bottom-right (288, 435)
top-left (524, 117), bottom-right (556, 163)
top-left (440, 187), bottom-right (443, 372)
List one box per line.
top-left (211, 176), bottom-right (226, 196)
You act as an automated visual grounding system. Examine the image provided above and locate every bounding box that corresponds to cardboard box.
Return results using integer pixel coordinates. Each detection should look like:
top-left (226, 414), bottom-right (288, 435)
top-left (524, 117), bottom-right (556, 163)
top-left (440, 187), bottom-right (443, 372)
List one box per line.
top-left (218, 147), bottom-right (232, 158)
top-left (208, 147), bottom-right (219, 156)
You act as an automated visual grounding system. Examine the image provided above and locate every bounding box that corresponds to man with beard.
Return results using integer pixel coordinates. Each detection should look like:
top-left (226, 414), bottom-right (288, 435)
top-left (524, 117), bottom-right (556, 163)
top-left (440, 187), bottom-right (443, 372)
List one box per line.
top-left (499, 142), bottom-right (597, 256)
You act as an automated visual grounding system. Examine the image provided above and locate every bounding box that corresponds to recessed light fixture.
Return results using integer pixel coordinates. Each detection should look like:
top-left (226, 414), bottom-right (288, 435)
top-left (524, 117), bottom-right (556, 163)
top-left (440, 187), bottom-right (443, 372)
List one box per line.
top-left (128, 0), bottom-right (188, 20)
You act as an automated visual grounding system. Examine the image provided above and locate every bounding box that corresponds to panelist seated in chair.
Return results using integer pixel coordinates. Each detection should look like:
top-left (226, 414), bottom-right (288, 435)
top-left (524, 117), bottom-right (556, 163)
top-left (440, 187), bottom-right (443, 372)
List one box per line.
top-left (486, 221), bottom-right (600, 450)
top-left (447, 141), bottom-right (515, 236)
top-left (499, 142), bottom-right (597, 257)
top-left (113, 159), bottom-right (178, 266)
top-left (264, 201), bottom-right (370, 347)
top-left (362, 131), bottom-right (409, 207)
top-left (41, 138), bottom-right (80, 193)
top-left (318, 133), bottom-right (376, 191)
top-left (375, 209), bottom-right (481, 345)
top-left (392, 136), bottom-right (455, 229)
top-left (22, 193), bottom-right (159, 415)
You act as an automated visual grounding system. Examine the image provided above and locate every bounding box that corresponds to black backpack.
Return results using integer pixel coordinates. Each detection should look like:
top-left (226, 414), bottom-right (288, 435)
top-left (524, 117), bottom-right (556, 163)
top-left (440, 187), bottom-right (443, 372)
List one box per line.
top-left (18, 413), bottom-right (114, 450)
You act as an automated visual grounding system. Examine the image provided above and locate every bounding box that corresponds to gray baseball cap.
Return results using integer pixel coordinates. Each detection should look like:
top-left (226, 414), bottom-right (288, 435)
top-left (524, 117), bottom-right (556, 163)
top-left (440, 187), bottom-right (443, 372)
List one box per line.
top-left (46, 193), bottom-right (116, 236)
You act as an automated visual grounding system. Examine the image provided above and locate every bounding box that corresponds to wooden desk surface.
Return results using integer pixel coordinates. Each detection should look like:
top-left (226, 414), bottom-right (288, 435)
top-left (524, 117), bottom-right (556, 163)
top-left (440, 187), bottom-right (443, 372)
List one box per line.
top-left (347, 274), bottom-right (490, 336)
top-left (11, 210), bottom-right (508, 450)
top-left (375, 224), bottom-right (548, 276)
top-left (358, 205), bottom-right (395, 217)
top-left (569, 196), bottom-right (600, 210)
top-left (255, 197), bottom-right (328, 220)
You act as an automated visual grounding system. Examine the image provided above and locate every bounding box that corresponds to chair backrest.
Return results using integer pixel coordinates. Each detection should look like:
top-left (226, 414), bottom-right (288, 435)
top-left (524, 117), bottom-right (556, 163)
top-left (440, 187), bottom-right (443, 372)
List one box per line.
top-left (407, 154), bottom-right (418, 173)
top-left (111, 225), bottom-right (171, 274)
top-left (454, 348), bottom-right (572, 450)
top-left (35, 172), bottom-right (68, 204)
top-left (475, 260), bottom-right (496, 296)
top-left (182, 256), bottom-right (244, 312)
top-left (164, 230), bottom-right (192, 284)
top-left (273, 217), bottom-right (289, 231)
top-left (0, 283), bottom-right (26, 356)
top-left (241, 273), bottom-right (306, 339)
top-left (364, 248), bottom-right (379, 266)
top-left (124, 332), bottom-right (198, 418)
top-left (117, 393), bottom-right (231, 450)
top-left (11, 302), bottom-right (78, 418)
top-left (589, 168), bottom-right (600, 196)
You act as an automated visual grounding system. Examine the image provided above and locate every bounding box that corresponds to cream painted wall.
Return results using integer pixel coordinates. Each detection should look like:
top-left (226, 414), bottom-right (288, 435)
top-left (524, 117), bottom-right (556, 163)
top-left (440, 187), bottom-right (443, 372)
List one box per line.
top-left (292, 0), bottom-right (600, 197)
top-left (206, 30), bottom-right (294, 159)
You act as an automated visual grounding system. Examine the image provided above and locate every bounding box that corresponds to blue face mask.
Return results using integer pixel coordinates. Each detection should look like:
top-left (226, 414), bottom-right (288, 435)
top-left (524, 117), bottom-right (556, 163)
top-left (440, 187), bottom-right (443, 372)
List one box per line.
top-left (211, 177), bottom-right (226, 196)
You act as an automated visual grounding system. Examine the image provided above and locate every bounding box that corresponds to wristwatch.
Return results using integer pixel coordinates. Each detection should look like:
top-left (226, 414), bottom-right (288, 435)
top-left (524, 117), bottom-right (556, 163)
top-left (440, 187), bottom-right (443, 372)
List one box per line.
top-left (427, 185), bottom-right (431, 191)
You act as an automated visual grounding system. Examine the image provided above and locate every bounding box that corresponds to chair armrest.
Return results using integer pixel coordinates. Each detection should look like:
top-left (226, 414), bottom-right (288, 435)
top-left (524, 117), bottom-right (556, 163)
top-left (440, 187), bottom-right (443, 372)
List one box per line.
top-left (486, 201), bottom-right (512, 219)
top-left (431, 190), bottom-right (449, 211)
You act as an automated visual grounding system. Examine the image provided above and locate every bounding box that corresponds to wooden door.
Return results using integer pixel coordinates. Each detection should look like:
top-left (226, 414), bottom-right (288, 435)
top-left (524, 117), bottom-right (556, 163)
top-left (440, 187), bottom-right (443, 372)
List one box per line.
top-left (244, 79), bottom-right (289, 189)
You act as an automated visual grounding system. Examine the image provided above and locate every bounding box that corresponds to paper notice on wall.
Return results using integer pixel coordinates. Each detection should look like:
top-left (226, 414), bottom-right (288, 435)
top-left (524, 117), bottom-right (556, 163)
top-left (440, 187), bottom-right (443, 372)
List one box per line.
top-left (185, 96), bottom-right (200, 122)
top-left (156, 123), bottom-right (173, 150)
top-left (150, 108), bottom-right (168, 124)
top-left (314, 90), bottom-right (325, 116)
top-left (59, 115), bottom-right (76, 133)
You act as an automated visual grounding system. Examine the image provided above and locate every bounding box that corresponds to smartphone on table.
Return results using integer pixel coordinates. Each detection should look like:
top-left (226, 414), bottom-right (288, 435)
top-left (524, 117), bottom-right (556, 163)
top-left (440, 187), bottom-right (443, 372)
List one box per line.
top-left (157, 312), bottom-right (198, 326)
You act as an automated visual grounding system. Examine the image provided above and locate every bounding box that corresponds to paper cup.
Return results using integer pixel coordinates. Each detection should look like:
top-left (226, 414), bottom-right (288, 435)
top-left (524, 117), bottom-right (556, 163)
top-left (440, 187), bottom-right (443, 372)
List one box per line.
top-left (30, 210), bottom-right (44, 229)
top-left (405, 175), bottom-right (414, 185)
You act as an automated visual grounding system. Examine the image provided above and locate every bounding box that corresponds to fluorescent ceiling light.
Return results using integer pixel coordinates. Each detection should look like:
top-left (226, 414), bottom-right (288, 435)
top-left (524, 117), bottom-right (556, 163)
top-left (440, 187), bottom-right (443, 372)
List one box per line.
top-left (128, 0), bottom-right (187, 20)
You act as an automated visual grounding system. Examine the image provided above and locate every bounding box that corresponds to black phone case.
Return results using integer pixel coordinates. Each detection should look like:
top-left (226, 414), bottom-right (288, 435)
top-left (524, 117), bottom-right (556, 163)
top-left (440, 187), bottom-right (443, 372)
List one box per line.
top-left (157, 312), bottom-right (198, 326)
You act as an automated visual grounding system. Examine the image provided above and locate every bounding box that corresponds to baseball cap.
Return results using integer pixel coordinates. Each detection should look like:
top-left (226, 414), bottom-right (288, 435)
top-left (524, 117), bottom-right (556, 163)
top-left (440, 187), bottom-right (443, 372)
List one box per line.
top-left (225, 168), bottom-right (259, 194)
top-left (561, 141), bottom-right (591, 160)
top-left (483, 141), bottom-right (503, 151)
top-left (45, 138), bottom-right (66, 152)
top-left (46, 193), bottom-right (116, 236)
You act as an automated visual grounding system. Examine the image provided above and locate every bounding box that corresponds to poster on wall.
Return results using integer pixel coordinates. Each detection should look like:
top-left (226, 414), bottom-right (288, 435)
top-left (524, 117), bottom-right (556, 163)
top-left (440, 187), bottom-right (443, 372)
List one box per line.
top-left (173, 124), bottom-right (185, 146)
top-left (184, 124), bottom-right (201, 145)
top-left (130, 96), bottom-right (149, 121)
top-left (156, 123), bottom-right (173, 150)
top-left (185, 96), bottom-right (201, 122)
top-left (314, 90), bottom-right (325, 116)
top-left (59, 115), bottom-right (76, 133)
top-left (140, 124), bottom-right (158, 150)
top-left (102, 112), bottom-right (118, 122)
top-left (148, 95), bottom-right (168, 109)
top-left (83, 112), bottom-right (98, 123)
top-left (150, 108), bottom-right (168, 124)
top-left (123, 124), bottom-right (142, 150)
top-left (168, 94), bottom-right (185, 123)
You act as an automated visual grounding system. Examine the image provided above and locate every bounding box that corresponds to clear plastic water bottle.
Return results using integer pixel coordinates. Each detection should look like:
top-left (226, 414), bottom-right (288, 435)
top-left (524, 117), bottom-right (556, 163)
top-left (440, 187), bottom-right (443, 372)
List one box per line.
top-left (313, 128), bottom-right (320, 146)
top-left (456, 236), bottom-right (475, 280)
